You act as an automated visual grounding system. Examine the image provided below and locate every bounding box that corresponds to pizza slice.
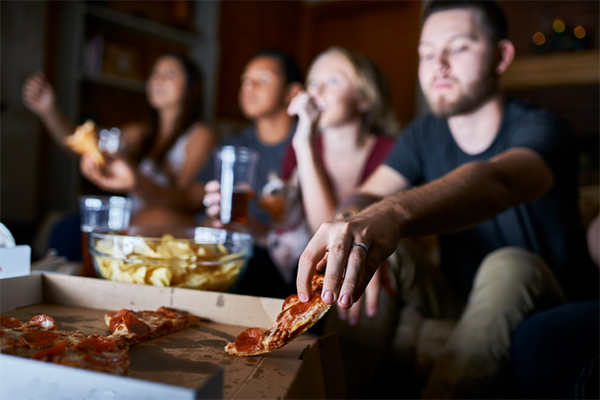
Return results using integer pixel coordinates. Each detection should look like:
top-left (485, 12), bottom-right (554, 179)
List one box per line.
top-left (1, 314), bottom-right (130, 375)
top-left (63, 119), bottom-right (105, 166)
top-left (225, 274), bottom-right (331, 356)
top-left (105, 306), bottom-right (201, 346)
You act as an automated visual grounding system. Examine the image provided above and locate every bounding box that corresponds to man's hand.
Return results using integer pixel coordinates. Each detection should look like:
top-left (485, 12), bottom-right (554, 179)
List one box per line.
top-left (296, 201), bottom-right (401, 308)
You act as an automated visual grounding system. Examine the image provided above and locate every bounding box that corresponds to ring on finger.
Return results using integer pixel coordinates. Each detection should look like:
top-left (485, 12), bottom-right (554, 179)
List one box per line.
top-left (351, 241), bottom-right (369, 256)
top-left (203, 198), bottom-right (212, 208)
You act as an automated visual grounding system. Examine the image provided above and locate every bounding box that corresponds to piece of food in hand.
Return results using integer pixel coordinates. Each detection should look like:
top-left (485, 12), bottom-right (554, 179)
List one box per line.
top-left (1, 314), bottom-right (130, 375)
top-left (105, 306), bottom-right (201, 346)
top-left (225, 274), bottom-right (331, 356)
top-left (64, 119), bottom-right (105, 166)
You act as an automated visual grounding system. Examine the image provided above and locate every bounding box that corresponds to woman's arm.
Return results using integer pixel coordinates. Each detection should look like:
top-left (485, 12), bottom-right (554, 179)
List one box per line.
top-left (22, 71), bottom-right (76, 154)
top-left (287, 92), bottom-right (337, 233)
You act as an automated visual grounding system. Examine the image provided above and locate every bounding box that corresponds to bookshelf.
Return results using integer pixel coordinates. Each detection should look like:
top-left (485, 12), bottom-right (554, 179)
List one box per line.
top-left (46, 1), bottom-right (220, 214)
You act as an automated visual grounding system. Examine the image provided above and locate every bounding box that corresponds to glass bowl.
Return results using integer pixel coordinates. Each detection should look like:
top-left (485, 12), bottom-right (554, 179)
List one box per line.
top-left (88, 226), bottom-right (253, 292)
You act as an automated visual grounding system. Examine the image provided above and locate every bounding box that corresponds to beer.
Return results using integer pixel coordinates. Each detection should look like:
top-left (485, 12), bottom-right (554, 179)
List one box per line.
top-left (80, 231), bottom-right (98, 278)
top-left (226, 187), bottom-right (255, 225)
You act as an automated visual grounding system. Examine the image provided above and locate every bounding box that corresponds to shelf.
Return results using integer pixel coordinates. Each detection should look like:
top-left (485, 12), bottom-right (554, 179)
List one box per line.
top-left (502, 50), bottom-right (600, 90)
top-left (85, 4), bottom-right (205, 46)
top-left (80, 72), bottom-right (146, 93)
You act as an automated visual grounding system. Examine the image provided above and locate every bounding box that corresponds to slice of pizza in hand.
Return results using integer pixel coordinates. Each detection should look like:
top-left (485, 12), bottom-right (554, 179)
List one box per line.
top-left (225, 274), bottom-right (331, 356)
top-left (63, 119), bottom-right (105, 166)
top-left (105, 306), bottom-right (201, 346)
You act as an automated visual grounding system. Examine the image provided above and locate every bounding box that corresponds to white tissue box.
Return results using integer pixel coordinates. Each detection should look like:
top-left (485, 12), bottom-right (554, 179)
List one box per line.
top-left (0, 245), bottom-right (31, 279)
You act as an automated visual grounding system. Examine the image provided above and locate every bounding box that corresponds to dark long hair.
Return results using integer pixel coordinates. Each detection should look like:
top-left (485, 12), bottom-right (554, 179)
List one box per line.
top-left (136, 53), bottom-right (204, 165)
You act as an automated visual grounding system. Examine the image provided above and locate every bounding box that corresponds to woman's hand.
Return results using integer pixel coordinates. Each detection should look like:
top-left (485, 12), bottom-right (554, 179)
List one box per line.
top-left (287, 91), bottom-right (320, 148)
top-left (80, 155), bottom-right (136, 193)
top-left (22, 71), bottom-right (57, 118)
top-left (336, 259), bottom-right (397, 326)
top-left (296, 200), bottom-right (401, 309)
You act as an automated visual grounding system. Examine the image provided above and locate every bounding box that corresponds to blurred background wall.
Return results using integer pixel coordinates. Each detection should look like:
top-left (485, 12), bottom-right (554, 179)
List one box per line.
top-left (1, 0), bottom-right (598, 251)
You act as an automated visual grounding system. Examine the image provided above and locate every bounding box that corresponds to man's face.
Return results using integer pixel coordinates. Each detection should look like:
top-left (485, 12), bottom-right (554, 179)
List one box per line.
top-left (239, 57), bottom-right (287, 119)
top-left (418, 8), bottom-right (498, 118)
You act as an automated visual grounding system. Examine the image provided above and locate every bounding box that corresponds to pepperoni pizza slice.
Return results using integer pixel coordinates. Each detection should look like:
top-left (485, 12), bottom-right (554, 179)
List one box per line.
top-left (225, 274), bottom-right (331, 356)
top-left (64, 119), bottom-right (105, 166)
top-left (105, 306), bottom-right (201, 346)
top-left (1, 314), bottom-right (130, 375)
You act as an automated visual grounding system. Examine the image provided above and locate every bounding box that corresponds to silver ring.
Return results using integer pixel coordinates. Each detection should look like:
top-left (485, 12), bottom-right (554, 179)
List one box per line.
top-left (352, 242), bottom-right (369, 256)
top-left (203, 198), bottom-right (212, 208)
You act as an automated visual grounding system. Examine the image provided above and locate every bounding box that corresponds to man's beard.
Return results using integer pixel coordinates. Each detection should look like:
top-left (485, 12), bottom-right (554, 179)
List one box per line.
top-left (427, 66), bottom-right (498, 119)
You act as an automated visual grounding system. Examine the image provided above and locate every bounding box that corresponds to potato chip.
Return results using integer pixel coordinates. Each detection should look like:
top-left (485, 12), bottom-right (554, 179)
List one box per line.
top-left (91, 232), bottom-right (250, 291)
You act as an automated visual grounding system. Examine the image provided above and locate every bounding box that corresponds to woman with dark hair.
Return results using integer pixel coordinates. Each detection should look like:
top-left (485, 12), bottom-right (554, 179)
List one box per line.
top-left (23, 54), bottom-right (216, 225)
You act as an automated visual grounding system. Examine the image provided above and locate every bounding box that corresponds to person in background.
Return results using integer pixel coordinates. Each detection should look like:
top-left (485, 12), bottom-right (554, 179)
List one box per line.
top-left (277, 46), bottom-right (398, 298)
top-left (201, 49), bottom-right (303, 297)
top-left (22, 53), bottom-right (216, 226)
top-left (294, 0), bottom-right (599, 398)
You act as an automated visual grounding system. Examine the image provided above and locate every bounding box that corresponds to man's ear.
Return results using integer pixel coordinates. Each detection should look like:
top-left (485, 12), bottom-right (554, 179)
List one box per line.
top-left (496, 39), bottom-right (515, 75)
top-left (284, 82), bottom-right (303, 105)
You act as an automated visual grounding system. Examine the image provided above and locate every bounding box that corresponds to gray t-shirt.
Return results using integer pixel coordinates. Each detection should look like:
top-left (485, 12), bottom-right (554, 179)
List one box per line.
top-left (199, 125), bottom-right (294, 225)
top-left (384, 98), bottom-right (598, 301)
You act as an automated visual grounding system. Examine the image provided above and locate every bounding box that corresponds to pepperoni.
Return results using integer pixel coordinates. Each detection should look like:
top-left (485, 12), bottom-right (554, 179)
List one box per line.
top-left (288, 298), bottom-right (312, 317)
top-left (76, 336), bottom-right (118, 353)
top-left (19, 330), bottom-right (60, 347)
top-left (234, 328), bottom-right (264, 353)
top-left (1, 316), bottom-right (22, 328)
top-left (106, 309), bottom-right (129, 332)
top-left (31, 340), bottom-right (68, 360)
top-left (282, 294), bottom-right (300, 311)
top-left (28, 315), bottom-right (58, 330)
top-left (122, 312), bottom-right (151, 338)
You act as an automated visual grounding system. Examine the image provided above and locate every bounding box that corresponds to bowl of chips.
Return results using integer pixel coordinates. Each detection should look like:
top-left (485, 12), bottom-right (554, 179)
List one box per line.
top-left (88, 226), bottom-right (253, 292)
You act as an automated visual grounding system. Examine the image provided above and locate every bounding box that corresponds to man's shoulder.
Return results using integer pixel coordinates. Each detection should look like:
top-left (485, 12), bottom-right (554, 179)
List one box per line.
top-left (505, 97), bottom-right (565, 125)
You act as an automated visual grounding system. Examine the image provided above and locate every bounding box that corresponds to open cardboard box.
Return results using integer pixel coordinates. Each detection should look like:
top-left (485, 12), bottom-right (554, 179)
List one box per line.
top-left (0, 273), bottom-right (345, 399)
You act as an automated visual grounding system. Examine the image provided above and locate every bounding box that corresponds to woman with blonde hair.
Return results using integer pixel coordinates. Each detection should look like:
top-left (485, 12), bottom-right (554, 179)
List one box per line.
top-left (270, 46), bottom-right (399, 294)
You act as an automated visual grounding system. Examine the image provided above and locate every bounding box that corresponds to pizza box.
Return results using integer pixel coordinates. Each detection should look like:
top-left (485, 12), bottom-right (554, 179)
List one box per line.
top-left (0, 273), bottom-right (345, 399)
top-left (0, 245), bottom-right (31, 279)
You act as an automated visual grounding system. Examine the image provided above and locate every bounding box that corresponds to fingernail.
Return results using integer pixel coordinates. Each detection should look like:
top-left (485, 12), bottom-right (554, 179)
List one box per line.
top-left (299, 293), bottom-right (308, 302)
top-left (323, 290), bottom-right (334, 303)
top-left (340, 294), bottom-right (352, 306)
top-left (367, 307), bottom-right (376, 317)
top-left (349, 317), bottom-right (358, 326)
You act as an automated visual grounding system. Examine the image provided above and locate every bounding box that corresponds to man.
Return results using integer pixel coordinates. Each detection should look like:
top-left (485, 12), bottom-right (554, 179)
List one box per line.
top-left (296, 0), bottom-right (599, 398)
top-left (202, 49), bottom-right (303, 297)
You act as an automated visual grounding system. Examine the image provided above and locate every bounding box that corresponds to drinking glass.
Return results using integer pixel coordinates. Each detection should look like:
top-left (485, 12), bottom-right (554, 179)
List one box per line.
top-left (214, 146), bottom-right (259, 225)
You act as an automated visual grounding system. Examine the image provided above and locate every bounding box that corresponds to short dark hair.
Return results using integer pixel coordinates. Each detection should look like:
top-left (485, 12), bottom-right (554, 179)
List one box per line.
top-left (253, 49), bottom-right (304, 86)
top-left (423, 0), bottom-right (508, 44)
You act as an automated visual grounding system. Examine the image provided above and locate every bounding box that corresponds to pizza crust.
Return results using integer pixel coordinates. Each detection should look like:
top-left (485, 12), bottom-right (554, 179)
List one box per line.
top-left (63, 119), bottom-right (105, 166)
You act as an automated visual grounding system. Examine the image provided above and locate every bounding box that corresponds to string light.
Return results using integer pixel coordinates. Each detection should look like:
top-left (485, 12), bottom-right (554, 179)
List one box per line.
top-left (552, 17), bottom-right (566, 33)
top-left (532, 32), bottom-right (546, 46)
top-left (574, 26), bottom-right (586, 39)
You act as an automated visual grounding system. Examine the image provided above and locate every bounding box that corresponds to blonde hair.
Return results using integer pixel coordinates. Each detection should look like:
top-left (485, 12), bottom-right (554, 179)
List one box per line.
top-left (307, 46), bottom-right (400, 136)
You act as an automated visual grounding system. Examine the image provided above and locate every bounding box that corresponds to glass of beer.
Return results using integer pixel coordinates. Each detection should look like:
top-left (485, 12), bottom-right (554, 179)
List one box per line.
top-left (78, 195), bottom-right (136, 277)
top-left (214, 146), bottom-right (259, 226)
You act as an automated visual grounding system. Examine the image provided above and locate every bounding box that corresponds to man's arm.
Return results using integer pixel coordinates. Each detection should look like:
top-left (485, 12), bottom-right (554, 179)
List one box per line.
top-left (297, 147), bottom-right (554, 306)
top-left (332, 164), bottom-right (413, 220)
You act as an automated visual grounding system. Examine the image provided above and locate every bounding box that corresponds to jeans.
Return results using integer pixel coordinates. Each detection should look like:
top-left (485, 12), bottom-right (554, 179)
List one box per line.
top-left (325, 240), bottom-right (567, 399)
top-left (511, 301), bottom-right (600, 399)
